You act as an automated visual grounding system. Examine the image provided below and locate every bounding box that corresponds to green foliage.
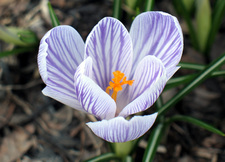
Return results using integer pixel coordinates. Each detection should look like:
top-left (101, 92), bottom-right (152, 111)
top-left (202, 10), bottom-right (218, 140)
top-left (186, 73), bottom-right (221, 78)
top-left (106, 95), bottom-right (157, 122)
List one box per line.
top-left (182, 0), bottom-right (195, 13)
top-left (173, 0), bottom-right (225, 56)
top-left (111, 140), bottom-right (137, 158)
top-left (113, 0), bottom-right (122, 19)
top-left (166, 115), bottom-right (225, 136)
top-left (166, 62), bottom-right (225, 90)
top-left (0, 26), bottom-right (38, 47)
top-left (158, 52), bottom-right (225, 116)
top-left (125, 0), bottom-right (137, 10)
top-left (0, 1), bottom-right (60, 58)
top-left (114, 0), bottom-right (155, 20)
top-left (196, 0), bottom-right (212, 52)
top-left (84, 153), bottom-right (120, 162)
top-left (204, 0), bottom-right (225, 55)
top-left (48, 2), bottom-right (60, 27)
top-left (173, 0), bottom-right (200, 50)
top-left (142, 51), bottom-right (225, 160)
top-left (0, 25), bottom-right (38, 57)
top-left (145, 0), bottom-right (154, 11)
top-left (142, 123), bottom-right (165, 162)
top-left (0, 47), bottom-right (34, 58)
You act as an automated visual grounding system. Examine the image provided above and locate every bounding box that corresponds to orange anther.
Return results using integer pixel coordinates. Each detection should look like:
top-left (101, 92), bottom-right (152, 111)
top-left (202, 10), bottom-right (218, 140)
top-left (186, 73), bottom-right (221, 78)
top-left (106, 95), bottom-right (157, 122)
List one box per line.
top-left (106, 71), bottom-right (134, 102)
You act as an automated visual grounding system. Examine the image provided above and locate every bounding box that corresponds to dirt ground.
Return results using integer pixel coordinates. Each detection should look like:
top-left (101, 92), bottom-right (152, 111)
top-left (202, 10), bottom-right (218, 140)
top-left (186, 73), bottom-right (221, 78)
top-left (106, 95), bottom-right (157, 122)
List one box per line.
top-left (0, 0), bottom-right (225, 161)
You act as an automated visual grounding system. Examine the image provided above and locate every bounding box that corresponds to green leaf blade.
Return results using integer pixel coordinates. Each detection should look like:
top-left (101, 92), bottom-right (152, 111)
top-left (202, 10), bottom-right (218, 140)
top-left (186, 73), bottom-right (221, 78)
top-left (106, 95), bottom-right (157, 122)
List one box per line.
top-left (204, 0), bottom-right (225, 54)
top-left (84, 153), bottom-right (120, 162)
top-left (196, 0), bottom-right (212, 52)
top-left (145, 0), bottom-right (155, 11)
top-left (113, 0), bottom-right (122, 19)
top-left (167, 115), bottom-right (225, 136)
top-left (0, 47), bottom-right (34, 58)
top-left (142, 123), bottom-right (165, 162)
top-left (173, 0), bottom-right (200, 50)
top-left (0, 26), bottom-right (37, 46)
top-left (48, 2), bottom-right (60, 27)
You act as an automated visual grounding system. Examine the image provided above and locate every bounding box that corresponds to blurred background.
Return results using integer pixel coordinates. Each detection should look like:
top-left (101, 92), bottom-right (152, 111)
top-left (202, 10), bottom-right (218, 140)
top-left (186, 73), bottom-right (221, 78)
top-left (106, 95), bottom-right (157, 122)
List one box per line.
top-left (0, 0), bottom-right (225, 161)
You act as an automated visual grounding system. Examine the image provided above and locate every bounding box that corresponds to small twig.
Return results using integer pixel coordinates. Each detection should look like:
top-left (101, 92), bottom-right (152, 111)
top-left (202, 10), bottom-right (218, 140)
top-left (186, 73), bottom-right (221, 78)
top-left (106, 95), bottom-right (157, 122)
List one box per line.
top-left (70, 123), bottom-right (83, 137)
top-left (121, 4), bottom-right (136, 15)
top-left (0, 103), bottom-right (15, 129)
top-left (86, 114), bottom-right (97, 122)
top-left (9, 91), bottom-right (33, 115)
top-left (0, 79), bottom-right (42, 91)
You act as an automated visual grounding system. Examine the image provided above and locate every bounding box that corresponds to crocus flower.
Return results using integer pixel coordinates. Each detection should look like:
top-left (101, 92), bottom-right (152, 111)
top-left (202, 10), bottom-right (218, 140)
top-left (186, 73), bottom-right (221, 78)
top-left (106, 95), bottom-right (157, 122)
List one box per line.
top-left (38, 11), bottom-right (183, 143)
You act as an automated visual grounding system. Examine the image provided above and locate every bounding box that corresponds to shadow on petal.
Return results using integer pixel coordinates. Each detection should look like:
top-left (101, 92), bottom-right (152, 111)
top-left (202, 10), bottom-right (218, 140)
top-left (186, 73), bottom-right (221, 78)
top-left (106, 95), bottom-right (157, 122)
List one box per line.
top-left (119, 56), bottom-right (167, 117)
top-left (74, 58), bottom-right (116, 120)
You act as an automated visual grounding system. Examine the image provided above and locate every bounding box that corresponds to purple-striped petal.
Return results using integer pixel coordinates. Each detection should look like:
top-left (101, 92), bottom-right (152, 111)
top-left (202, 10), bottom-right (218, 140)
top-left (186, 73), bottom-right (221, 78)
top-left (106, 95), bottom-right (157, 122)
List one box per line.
top-left (130, 11), bottom-right (183, 79)
top-left (87, 113), bottom-right (158, 143)
top-left (38, 25), bottom-right (84, 110)
top-left (74, 58), bottom-right (116, 120)
top-left (119, 56), bottom-right (167, 117)
top-left (85, 17), bottom-right (133, 91)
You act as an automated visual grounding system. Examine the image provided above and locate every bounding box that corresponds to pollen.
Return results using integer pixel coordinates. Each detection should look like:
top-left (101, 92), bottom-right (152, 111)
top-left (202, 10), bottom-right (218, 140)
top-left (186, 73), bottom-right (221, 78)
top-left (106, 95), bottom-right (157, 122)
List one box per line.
top-left (106, 71), bottom-right (134, 102)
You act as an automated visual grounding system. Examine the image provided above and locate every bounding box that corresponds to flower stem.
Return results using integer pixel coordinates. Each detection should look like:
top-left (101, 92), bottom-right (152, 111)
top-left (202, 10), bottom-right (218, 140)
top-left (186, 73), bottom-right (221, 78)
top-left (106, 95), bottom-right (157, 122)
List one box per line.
top-left (111, 140), bottom-right (136, 158)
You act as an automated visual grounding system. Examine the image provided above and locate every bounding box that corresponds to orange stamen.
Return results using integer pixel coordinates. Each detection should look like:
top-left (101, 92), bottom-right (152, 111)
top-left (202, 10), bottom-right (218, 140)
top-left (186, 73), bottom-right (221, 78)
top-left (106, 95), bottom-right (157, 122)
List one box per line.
top-left (106, 71), bottom-right (134, 102)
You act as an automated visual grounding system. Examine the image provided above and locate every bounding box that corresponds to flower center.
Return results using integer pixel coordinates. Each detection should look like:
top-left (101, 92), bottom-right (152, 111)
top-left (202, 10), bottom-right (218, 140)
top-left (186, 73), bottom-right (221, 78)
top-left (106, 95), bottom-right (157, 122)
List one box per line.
top-left (106, 71), bottom-right (134, 102)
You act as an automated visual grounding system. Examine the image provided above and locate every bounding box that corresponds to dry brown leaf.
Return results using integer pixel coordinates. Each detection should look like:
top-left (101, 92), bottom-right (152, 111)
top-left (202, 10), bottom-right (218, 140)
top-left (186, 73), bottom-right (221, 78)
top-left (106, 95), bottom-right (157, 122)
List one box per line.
top-left (0, 0), bottom-right (15, 6)
top-left (203, 134), bottom-right (225, 148)
top-left (0, 126), bottom-right (36, 161)
top-left (50, 0), bottom-right (66, 8)
top-left (192, 147), bottom-right (221, 159)
top-left (178, 156), bottom-right (195, 162)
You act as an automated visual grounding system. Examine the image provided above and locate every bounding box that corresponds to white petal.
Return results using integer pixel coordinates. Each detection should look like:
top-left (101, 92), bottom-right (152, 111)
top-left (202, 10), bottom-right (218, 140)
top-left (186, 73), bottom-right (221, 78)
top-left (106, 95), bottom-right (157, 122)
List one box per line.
top-left (87, 113), bottom-right (158, 143)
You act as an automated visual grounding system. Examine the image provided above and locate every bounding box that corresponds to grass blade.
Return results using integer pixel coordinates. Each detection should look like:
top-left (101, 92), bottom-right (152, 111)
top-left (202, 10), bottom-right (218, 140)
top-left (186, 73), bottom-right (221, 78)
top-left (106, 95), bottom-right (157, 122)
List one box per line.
top-left (145, 0), bottom-right (154, 11)
top-left (0, 47), bottom-right (34, 58)
top-left (48, 2), bottom-right (60, 27)
top-left (204, 0), bottom-right (225, 55)
top-left (166, 115), bottom-right (225, 136)
top-left (113, 0), bottom-right (122, 19)
top-left (84, 153), bottom-right (120, 162)
top-left (142, 123), bottom-right (165, 162)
